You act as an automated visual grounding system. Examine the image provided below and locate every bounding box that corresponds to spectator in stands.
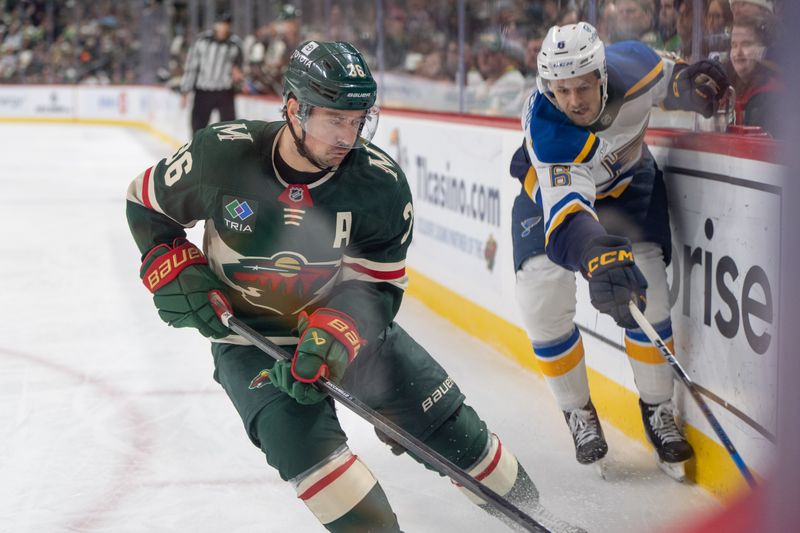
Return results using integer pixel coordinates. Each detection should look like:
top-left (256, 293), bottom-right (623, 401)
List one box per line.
top-left (730, 0), bottom-right (773, 20)
top-left (522, 29), bottom-right (544, 94)
top-left (706, 0), bottom-right (734, 61)
top-left (557, 6), bottom-right (581, 27)
top-left (383, 4), bottom-right (409, 71)
top-left (726, 14), bottom-right (781, 133)
top-left (677, 0), bottom-right (696, 59)
top-left (326, 4), bottom-right (356, 44)
top-left (542, 0), bottom-right (562, 28)
top-left (707, 0), bottom-right (734, 34)
top-left (493, 0), bottom-right (524, 39)
top-left (257, 4), bottom-right (302, 95)
top-left (523, 29), bottom-right (544, 79)
top-left (405, 0), bottom-right (437, 38)
top-left (441, 39), bottom-right (481, 85)
top-left (597, 0), bottom-right (619, 42)
top-left (659, 0), bottom-right (682, 53)
top-left (471, 31), bottom-right (525, 116)
top-left (244, 4), bottom-right (303, 96)
top-left (414, 48), bottom-right (448, 81)
top-left (613, 0), bottom-right (662, 48)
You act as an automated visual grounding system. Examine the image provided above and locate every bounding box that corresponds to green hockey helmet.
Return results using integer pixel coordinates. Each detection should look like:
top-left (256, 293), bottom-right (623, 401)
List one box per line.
top-left (283, 40), bottom-right (377, 110)
top-left (283, 41), bottom-right (380, 155)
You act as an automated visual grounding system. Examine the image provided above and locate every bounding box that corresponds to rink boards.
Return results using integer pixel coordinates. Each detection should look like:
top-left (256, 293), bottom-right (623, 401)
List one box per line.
top-left (0, 85), bottom-right (782, 498)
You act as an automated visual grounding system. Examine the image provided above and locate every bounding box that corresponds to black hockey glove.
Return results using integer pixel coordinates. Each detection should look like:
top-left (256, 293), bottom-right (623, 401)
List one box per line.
top-left (664, 60), bottom-right (730, 118)
top-left (579, 235), bottom-right (647, 329)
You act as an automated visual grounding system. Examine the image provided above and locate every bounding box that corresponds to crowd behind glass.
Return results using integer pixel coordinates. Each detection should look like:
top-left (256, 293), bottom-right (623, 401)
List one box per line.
top-left (0, 0), bottom-right (783, 133)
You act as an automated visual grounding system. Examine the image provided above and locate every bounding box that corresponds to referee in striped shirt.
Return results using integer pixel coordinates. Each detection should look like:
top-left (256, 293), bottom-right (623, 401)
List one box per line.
top-left (180, 12), bottom-right (244, 133)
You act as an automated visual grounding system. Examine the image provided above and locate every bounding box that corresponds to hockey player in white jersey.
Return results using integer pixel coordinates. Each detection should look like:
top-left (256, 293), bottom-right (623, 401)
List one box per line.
top-left (509, 22), bottom-right (729, 480)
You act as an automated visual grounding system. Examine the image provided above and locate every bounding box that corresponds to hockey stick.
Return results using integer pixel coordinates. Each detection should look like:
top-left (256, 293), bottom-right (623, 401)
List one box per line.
top-left (628, 302), bottom-right (758, 489)
top-left (208, 291), bottom-right (549, 533)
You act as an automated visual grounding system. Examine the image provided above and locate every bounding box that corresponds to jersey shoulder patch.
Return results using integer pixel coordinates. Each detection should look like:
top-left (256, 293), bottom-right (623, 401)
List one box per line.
top-left (196, 119), bottom-right (273, 161)
top-left (355, 141), bottom-right (405, 184)
top-left (528, 93), bottom-right (599, 165)
top-left (606, 41), bottom-right (664, 101)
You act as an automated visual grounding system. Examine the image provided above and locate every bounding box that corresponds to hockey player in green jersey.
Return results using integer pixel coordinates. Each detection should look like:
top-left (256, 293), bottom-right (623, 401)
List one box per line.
top-left (126, 41), bottom-right (541, 531)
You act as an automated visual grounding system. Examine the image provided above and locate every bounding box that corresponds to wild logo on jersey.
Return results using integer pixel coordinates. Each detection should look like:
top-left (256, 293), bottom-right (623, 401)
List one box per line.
top-left (223, 251), bottom-right (340, 315)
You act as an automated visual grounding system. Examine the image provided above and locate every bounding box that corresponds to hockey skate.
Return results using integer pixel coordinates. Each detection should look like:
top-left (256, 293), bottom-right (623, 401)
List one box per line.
top-left (640, 399), bottom-right (694, 482)
top-left (564, 400), bottom-right (609, 478)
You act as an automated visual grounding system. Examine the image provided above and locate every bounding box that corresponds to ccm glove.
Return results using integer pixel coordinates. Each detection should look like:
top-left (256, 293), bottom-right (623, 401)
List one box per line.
top-left (580, 235), bottom-right (648, 329)
top-left (665, 60), bottom-right (730, 118)
top-left (140, 239), bottom-right (230, 339)
top-left (270, 308), bottom-right (365, 405)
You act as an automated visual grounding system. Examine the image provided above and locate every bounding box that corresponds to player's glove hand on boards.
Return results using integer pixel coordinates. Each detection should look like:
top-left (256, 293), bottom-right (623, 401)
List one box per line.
top-left (270, 308), bottom-right (365, 405)
top-left (580, 235), bottom-right (648, 329)
top-left (665, 60), bottom-right (730, 118)
top-left (140, 239), bottom-right (230, 339)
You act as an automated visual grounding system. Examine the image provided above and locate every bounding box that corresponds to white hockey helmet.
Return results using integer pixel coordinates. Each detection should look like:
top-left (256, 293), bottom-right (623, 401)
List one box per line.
top-left (536, 22), bottom-right (608, 120)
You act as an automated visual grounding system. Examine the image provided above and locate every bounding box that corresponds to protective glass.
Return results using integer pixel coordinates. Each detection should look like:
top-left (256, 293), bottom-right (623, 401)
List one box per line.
top-left (298, 105), bottom-right (380, 150)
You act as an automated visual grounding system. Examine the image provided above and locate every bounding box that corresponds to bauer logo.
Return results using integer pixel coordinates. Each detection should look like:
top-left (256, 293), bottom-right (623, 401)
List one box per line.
top-left (223, 196), bottom-right (257, 233)
top-left (421, 376), bottom-right (455, 413)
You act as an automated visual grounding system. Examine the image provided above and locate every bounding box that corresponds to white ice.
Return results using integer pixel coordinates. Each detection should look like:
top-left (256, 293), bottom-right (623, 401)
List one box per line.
top-left (0, 123), bottom-right (717, 532)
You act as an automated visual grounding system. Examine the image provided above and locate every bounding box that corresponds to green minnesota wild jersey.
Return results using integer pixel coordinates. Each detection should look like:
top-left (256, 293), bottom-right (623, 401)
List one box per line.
top-left (126, 119), bottom-right (413, 344)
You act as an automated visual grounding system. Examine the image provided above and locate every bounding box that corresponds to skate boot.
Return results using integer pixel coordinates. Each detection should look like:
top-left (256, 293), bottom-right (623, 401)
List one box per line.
top-left (564, 400), bottom-right (608, 477)
top-left (639, 399), bottom-right (694, 482)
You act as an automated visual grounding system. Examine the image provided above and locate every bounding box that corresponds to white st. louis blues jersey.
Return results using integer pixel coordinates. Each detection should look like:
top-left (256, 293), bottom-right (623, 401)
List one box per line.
top-left (520, 41), bottom-right (679, 268)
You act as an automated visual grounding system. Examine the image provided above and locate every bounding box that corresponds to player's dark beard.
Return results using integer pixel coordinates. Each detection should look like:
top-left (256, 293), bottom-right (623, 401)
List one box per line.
top-left (284, 115), bottom-right (332, 172)
top-left (289, 121), bottom-right (332, 171)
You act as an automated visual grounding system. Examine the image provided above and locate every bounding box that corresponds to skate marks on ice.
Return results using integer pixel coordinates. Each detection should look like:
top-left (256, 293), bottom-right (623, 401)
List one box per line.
top-left (0, 124), bottom-right (715, 532)
top-left (394, 297), bottom-right (718, 532)
top-left (528, 502), bottom-right (588, 533)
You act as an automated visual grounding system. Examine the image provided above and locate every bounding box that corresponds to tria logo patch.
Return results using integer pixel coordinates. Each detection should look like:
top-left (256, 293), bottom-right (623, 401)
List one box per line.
top-left (223, 196), bottom-right (258, 233)
top-left (226, 199), bottom-right (254, 220)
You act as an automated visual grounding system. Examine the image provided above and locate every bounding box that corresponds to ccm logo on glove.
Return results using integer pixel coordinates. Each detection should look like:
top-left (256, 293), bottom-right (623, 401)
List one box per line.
top-left (585, 249), bottom-right (635, 277)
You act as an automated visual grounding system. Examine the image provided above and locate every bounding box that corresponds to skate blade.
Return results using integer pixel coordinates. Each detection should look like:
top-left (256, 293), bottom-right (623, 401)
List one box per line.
top-left (592, 457), bottom-right (608, 480)
top-left (656, 455), bottom-right (688, 482)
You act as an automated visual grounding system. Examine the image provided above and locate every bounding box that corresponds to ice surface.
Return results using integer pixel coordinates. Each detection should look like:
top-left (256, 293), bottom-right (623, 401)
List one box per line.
top-left (0, 123), bottom-right (717, 532)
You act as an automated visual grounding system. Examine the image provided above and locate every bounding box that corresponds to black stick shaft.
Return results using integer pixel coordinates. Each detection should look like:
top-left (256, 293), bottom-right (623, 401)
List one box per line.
top-left (628, 302), bottom-right (758, 488)
top-left (208, 291), bottom-right (548, 532)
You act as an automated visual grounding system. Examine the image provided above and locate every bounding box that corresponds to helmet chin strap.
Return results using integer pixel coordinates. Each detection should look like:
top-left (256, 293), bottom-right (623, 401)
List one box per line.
top-left (285, 119), bottom-right (332, 172)
top-left (282, 102), bottom-right (332, 172)
top-left (589, 82), bottom-right (609, 125)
